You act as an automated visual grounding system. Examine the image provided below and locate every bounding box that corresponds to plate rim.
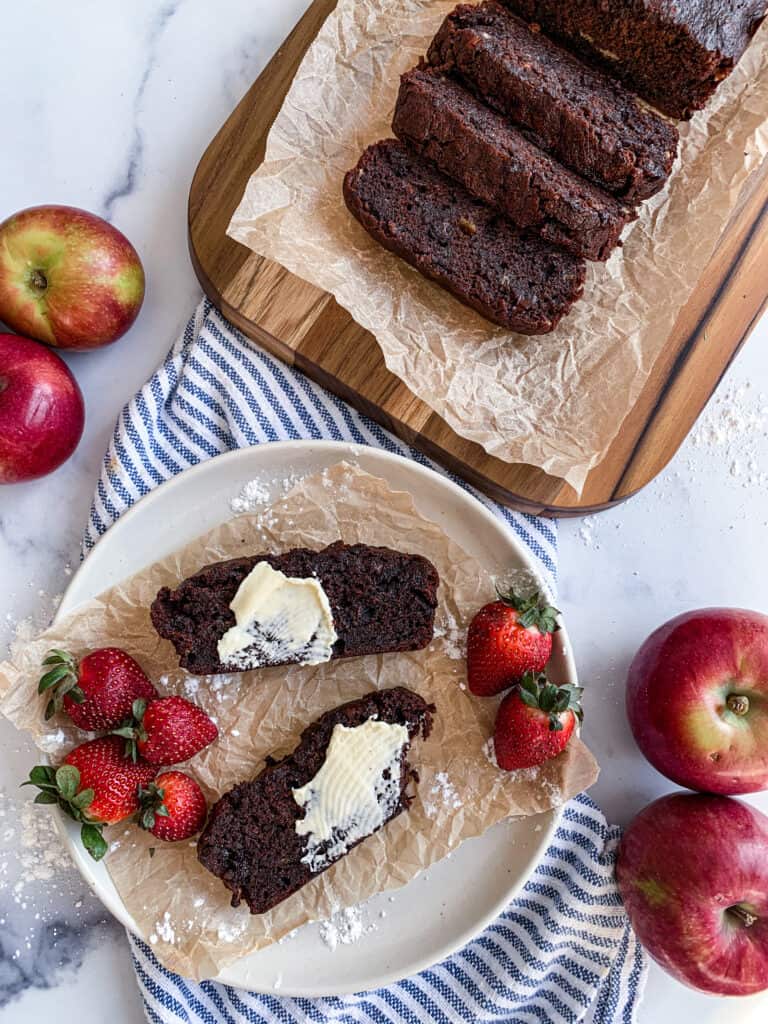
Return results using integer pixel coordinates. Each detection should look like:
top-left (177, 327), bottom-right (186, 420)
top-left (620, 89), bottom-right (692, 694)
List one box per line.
top-left (53, 440), bottom-right (572, 993)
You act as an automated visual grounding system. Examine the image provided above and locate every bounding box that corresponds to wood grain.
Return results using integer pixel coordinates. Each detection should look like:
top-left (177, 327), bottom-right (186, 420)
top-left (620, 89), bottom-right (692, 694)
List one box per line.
top-left (188, 0), bottom-right (768, 516)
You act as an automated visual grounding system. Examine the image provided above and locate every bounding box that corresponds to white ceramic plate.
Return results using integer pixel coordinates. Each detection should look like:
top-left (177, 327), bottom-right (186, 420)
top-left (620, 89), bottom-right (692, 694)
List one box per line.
top-left (55, 441), bottom-right (574, 995)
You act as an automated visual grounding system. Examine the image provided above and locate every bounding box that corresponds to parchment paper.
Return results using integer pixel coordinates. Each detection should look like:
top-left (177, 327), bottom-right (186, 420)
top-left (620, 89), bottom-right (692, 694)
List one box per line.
top-left (0, 463), bottom-right (597, 979)
top-left (228, 0), bottom-right (768, 494)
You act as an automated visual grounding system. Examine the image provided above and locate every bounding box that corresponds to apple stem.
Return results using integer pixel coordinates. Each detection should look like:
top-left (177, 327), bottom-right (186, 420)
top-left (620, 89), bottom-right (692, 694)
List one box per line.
top-left (728, 905), bottom-right (758, 928)
top-left (726, 694), bottom-right (750, 716)
top-left (29, 269), bottom-right (48, 295)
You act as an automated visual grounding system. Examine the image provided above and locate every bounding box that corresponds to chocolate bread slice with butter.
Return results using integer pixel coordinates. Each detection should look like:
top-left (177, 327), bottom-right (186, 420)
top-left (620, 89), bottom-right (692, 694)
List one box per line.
top-left (197, 687), bottom-right (435, 913)
top-left (150, 541), bottom-right (439, 675)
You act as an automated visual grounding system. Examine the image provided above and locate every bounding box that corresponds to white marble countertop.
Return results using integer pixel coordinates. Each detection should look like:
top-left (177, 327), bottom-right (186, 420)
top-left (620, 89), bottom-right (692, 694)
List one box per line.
top-left (1, 2), bottom-right (767, 1021)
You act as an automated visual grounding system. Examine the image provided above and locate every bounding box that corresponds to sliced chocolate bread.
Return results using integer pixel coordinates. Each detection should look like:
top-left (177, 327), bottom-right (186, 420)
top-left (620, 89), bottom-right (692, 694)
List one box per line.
top-left (343, 139), bottom-right (586, 333)
top-left (427, 2), bottom-right (679, 202)
top-left (197, 687), bottom-right (435, 913)
top-left (501, 0), bottom-right (766, 120)
top-left (392, 66), bottom-right (634, 261)
top-left (150, 541), bottom-right (439, 675)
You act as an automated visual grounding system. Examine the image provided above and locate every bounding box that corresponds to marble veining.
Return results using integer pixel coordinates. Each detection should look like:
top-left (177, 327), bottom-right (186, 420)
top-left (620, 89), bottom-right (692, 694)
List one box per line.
top-left (101, 2), bottom-right (182, 222)
top-left (1, 1), bottom-right (768, 1022)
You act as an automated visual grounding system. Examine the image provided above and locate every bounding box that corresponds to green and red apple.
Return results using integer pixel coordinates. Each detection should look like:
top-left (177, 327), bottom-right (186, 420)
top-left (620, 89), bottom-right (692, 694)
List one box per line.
top-left (626, 608), bottom-right (768, 794)
top-left (0, 205), bottom-right (144, 350)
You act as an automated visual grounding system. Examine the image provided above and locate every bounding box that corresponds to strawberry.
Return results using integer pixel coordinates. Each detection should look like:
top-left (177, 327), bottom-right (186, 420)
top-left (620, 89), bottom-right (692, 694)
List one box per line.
top-left (23, 736), bottom-right (157, 860)
top-left (136, 770), bottom-right (208, 842)
top-left (467, 588), bottom-right (560, 697)
top-left (493, 671), bottom-right (583, 771)
top-left (114, 696), bottom-right (218, 766)
top-left (37, 647), bottom-right (157, 729)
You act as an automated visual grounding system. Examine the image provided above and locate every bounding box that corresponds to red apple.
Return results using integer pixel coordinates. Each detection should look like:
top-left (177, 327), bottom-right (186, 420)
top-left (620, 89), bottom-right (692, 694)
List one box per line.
top-left (0, 332), bottom-right (85, 483)
top-left (0, 205), bottom-right (144, 350)
top-left (626, 609), bottom-right (768, 794)
top-left (617, 793), bottom-right (768, 995)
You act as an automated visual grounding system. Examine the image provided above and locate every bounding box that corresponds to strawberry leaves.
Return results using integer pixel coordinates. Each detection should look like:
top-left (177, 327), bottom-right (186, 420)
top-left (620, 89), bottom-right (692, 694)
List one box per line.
top-left (135, 781), bottom-right (171, 832)
top-left (518, 671), bottom-right (584, 731)
top-left (21, 763), bottom-right (107, 862)
top-left (38, 649), bottom-right (84, 721)
top-left (111, 697), bottom-right (150, 763)
top-left (496, 587), bottom-right (561, 635)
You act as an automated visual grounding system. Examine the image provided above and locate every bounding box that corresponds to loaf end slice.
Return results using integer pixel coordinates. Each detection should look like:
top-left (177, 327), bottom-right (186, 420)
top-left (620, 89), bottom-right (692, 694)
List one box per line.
top-left (501, 0), bottom-right (767, 120)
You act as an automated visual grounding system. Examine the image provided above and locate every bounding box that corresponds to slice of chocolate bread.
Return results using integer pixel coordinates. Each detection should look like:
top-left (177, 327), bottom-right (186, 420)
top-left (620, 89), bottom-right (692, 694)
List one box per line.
top-left (392, 66), bottom-right (634, 261)
top-left (150, 541), bottom-right (439, 675)
top-left (427, 2), bottom-right (679, 202)
top-left (343, 139), bottom-right (586, 333)
top-left (197, 687), bottom-right (435, 913)
top-left (501, 0), bottom-right (766, 120)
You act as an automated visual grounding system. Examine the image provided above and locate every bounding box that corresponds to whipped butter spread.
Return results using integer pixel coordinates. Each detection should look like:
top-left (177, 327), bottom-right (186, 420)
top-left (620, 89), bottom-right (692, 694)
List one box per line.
top-left (217, 561), bottom-right (338, 670)
top-left (292, 719), bottom-right (410, 873)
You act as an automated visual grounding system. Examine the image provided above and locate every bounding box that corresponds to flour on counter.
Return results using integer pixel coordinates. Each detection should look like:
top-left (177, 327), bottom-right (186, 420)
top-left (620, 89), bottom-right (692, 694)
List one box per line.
top-left (689, 382), bottom-right (768, 489)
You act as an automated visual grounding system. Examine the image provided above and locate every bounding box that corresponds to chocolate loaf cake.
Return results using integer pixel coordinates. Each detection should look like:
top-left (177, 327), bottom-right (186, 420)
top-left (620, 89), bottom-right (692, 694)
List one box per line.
top-left (501, 0), bottom-right (766, 120)
top-left (427, 2), bottom-right (679, 202)
top-left (151, 541), bottom-right (439, 675)
top-left (344, 139), bottom-right (586, 333)
top-left (392, 66), bottom-right (634, 261)
top-left (197, 687), bottom-right (435, 913)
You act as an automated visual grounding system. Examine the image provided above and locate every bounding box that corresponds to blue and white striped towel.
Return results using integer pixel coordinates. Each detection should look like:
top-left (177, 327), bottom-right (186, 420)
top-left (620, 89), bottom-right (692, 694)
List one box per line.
top-left (85, 300), bottom-right (647, 1024)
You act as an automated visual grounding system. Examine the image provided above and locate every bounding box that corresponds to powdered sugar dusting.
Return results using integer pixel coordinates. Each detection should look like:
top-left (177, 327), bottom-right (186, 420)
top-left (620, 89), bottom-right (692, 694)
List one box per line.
top-left (424, 771), bottom-right (463, 817)
top-left (432, 607), bottom-right (465, 661)
top-left (216, 916), bottom-right (248, 944)
top-left (318, 905), bottom-right (376, 952)
top-left (230, 478), bottom-right (270, 514)
top-left (154, 911), bottom-right (176, 945)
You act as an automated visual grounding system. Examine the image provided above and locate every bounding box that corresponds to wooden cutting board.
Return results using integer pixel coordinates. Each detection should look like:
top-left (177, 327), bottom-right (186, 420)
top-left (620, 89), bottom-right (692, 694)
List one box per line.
top-left (188, 0), bottom-right (768, 517)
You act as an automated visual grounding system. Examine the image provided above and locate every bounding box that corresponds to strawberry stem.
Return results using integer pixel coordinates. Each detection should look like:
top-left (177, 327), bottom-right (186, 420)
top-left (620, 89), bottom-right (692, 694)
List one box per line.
top-left (21, 764), bottom-right (108, 861)
top-left (38, 649), bottom-right (84, 721)
top-left (135, 781), bottom-right (168, 832)
top-left (111, 697), bottom-right (149, 762)
top-left (495, 587), bottom-right (561, 634)
top-left (517, 671), bottom-right (583, 729)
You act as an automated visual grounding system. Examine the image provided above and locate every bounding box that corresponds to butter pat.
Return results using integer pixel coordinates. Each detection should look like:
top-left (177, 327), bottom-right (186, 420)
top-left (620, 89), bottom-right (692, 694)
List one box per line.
top-left (217, 562), bottom-right (338, 670)
top-left (293, 719), bottom-right (410, 873)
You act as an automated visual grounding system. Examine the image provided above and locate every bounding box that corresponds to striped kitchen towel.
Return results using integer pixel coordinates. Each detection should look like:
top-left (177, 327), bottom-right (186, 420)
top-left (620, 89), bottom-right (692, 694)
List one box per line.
top-left (86, 300), bottom-right (647, 1024)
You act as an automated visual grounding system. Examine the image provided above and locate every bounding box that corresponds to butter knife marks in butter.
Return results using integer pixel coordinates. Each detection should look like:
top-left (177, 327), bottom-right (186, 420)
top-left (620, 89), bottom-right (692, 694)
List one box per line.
top-left (217, 561), bottom-right (338, 669)
top-left (292, 719), bottom-right (410, 873)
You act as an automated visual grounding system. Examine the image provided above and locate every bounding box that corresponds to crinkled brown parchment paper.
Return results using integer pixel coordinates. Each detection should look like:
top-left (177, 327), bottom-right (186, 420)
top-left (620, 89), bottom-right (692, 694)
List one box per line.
top-left (228, 0), bottom-right (768, 494)
top-left (0, 463), bottom-right (597, 979)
